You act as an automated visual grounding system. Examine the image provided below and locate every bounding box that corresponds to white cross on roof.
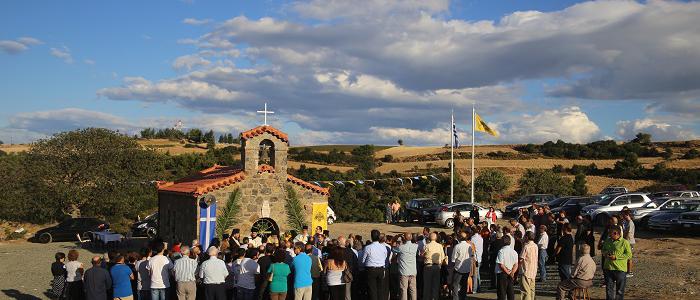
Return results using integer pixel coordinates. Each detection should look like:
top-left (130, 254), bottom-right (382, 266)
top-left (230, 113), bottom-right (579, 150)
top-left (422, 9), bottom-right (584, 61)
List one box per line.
top-left (256, 102), bottom-right (274, 126)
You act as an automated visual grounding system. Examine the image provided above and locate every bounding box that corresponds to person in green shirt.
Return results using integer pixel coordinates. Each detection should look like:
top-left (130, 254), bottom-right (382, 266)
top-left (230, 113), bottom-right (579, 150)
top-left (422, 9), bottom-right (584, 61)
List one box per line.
top-left (268, 249), bottom-right (292, 300)
top-left (601, 227), bottom-right (632, 300)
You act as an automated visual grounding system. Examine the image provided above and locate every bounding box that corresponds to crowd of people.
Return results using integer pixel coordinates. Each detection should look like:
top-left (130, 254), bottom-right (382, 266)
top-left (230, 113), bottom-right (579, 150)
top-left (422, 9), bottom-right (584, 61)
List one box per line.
top-left (48, 204), bottom-right (635, 300)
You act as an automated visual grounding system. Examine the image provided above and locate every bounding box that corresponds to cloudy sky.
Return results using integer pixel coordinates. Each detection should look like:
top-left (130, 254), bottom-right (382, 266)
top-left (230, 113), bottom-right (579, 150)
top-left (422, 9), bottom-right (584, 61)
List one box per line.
top-left (1, 0), bottom-right (699, 146)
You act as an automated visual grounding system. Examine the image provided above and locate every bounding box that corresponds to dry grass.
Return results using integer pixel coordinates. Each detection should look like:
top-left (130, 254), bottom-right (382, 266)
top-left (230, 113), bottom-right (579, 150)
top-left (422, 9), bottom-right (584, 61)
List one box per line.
top-left (287, 161), bottom-right (354, 172)
top-left (0, 144), bottom-right (30, 153)
top-left (375, 145), bottom-right (517, 158)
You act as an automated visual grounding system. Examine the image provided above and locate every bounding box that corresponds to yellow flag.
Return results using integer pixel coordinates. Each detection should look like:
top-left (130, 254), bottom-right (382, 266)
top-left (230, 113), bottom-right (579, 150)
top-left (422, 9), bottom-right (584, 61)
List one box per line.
top-left (474, 112), bottom-right (499, 137)
top-left (312, 202), bottom-right (328, 230)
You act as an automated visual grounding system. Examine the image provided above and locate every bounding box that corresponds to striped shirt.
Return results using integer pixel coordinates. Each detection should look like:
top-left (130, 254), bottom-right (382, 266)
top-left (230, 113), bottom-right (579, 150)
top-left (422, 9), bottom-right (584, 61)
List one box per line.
top-left (173, 257), bottom-right (198, 282)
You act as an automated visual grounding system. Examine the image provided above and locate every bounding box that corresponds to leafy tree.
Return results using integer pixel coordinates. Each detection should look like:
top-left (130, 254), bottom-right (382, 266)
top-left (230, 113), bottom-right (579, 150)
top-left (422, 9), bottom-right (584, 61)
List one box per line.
top-left (216, 189), bottom-right (240, 238)
top-left (572, 173), bottom-right (588, 196)
top-left (661, 147), bottom-right (673, 160)
top-left (682, 149), bottom-right (699, 159)
top-left (614, 153), bottom-right (643, 178)
top-left (285, 186), bottom-right (307, 231)
top-left (397, 139), bottom-right (404, 146)
top-left (218, 135), bottom-right (225, 143)
top-left (21, 128), bottom-right (164, 222)
top-left (187, 128), bottom-right (203, 143)
top-left (631, 132), bottom-right (652, 145)
top-left (473, 168), bottom-right (511, 202)
top-left (517, 169), bottom-right (573, 196)
top-left (351, 145), bottom-right (377, 176)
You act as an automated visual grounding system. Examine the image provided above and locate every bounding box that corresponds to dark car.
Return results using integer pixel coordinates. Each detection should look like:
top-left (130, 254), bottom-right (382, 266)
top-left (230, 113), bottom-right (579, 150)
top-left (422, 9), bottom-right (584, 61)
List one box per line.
top-left (405, 198), bottom-right (442, 224)
top-left (504, 194), bottom-right (556, 217)
top-left (33, 217), bottom-right (109, 243)
top-left (547, 196), bottom-right (576, 210)
top-left (648, 201), bottom-right (700, 231)
top-left (677, 204), bottom-right (700, 233)
top-left (131, 212), bottom-right (158, 238)
top-left (551, 197), bottom-right (597, 221)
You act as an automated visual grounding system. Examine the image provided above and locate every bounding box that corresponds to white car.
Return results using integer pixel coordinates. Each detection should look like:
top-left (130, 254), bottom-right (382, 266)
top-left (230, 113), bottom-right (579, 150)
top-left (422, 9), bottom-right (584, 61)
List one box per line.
top-left (327, 206), bottom-right (337, 225)
top-left (581, 193), bottom-right (652, 225)
top-left (435, 202), bottom-right (503, 228)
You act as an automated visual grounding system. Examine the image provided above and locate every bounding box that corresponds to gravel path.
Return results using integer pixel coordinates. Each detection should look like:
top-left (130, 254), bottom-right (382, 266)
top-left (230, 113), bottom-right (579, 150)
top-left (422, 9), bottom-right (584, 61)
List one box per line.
top-left (0, 223), bottom-right (697, 299)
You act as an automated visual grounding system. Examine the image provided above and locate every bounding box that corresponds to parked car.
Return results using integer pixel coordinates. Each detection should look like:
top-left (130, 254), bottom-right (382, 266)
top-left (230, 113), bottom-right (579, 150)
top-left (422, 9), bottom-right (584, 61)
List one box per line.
top-left (405, 198), bottom-right (443, 224)
top-left (33, 217), bottom-right (109, 243)
top-left (678, 205), bottom-right (700, 233)
top-left (630, 197), bottom-right (690, 227)
top-left (503, 194), bottom-right (556, 217)
top-left (327, 206), bottom-right (337, 225)
top-left (547, 196), bottom-right (576, 210)
top-left (648, 201), bottom-right (700, 231)
top-left (600, 186), bottom-right (628, 195)
top-left (581, 193), bottom-right (652, 226)
top-left (131, 212), bottom-right (158, 238)
top-left (434, 202), bottom-right (503, 228)
top-left (550, 197), bottom-right (597, 221)
top-left (649, 191), bottom-right (700, 199)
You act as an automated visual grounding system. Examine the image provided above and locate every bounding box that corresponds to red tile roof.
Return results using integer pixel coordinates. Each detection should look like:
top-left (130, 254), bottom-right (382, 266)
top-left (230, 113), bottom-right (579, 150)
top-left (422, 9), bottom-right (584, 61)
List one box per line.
top-left (159, 163), bottom-right (329, 196)
top-left (287, 174), bottom-right (330, 195)
top-left (158, 164), bottom-right (245, 197)
top-left (240, 125), bottom-right (289, 144)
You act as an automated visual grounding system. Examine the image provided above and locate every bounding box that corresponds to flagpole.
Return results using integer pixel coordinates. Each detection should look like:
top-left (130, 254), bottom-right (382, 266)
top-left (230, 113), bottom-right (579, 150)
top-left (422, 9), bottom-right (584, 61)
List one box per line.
top-left (450, 109), bottom-right (454, 204)
top-left (471, 102), bottom-right (475, 203)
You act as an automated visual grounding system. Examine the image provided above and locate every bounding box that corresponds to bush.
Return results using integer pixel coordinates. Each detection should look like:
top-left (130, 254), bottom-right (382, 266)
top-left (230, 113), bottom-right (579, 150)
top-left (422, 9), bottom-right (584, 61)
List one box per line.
top-left (517, 169), bottom-right (573, 196)
top-left (682, 149), bottom-right (699, 159)
top-left (474, 168), bottom-right (511, 202)
top-left (572, 173), bottom-right (588, 196)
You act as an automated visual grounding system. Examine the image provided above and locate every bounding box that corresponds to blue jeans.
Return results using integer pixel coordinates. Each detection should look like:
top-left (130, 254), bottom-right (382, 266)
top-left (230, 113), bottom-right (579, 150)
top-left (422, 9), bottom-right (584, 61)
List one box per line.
top-left (151, 288), bottom-right (167, 300)
top-left (558, 264), bottom-right (572, 281)
top-left (604, 270), bottom-right (627, 300)
top-left (538, 249), bottom-right (548, 282)
top-left (472, 262), bottom-right (481, 293)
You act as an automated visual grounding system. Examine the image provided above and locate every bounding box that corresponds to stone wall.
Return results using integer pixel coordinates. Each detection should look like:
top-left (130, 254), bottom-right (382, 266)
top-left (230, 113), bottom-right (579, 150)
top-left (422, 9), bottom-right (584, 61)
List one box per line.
top-left (209, 171), bottom-right (327, 234)
top-left (241, 132), bottom-right (288, 177)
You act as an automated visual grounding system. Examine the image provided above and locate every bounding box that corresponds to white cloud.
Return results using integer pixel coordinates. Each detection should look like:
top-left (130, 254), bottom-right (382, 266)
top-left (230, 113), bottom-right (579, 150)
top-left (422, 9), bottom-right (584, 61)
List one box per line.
top-left (9, 108), bottom-right (133, 135)
top-left (616, 119), bottom-right (698, 142)
top-left (183, 18), bottom-right (212, 25)
top-left (497, 106), bottom-right (601, 144)
top-left (369, 125), bottom-right (467, 146)
top-left (84, 59), bottom-right (95, 65)
top-left (172, 54), bottom-right (211, 70)
top-left (0, 36), bottom-right (42, 54)
top-left (49, 46), bottom-right (73, 63)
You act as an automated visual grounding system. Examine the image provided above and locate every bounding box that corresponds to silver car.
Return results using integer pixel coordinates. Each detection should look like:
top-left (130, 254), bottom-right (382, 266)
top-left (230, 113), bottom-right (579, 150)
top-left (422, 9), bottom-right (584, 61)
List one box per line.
top-left (630, 197), bottom-right (693, 226)
top-left (435, 202), bottom-right (503, 228)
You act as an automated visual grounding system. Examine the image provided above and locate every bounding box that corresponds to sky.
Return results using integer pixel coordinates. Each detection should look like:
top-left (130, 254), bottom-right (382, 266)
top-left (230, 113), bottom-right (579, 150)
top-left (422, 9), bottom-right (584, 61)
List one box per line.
top-left (1, 0), bottom-right (699, 146)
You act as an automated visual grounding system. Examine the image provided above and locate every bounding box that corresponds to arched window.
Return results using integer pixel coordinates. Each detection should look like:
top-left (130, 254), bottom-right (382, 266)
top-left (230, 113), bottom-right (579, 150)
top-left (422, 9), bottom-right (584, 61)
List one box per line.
top-left (258, 139), bottom-right (275, 167)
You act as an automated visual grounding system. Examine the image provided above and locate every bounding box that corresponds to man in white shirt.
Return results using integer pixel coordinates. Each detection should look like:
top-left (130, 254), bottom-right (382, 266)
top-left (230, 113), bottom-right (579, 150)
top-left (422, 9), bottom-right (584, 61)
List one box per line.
top-left (249, 231), bottom-right (263, 248)
top-left (147, 241), bottom-right (174, 300)
top-left (470, 227), bottom-right (484, 293)
top-left (495, 236), bottom-right (519, 300)
top-left (294, 226), bottom-right (311, 244)
top-left (451, 232), bottom-right (472, 300)
top-left (537, 225), bottom-right (549, 282)
top-left (199, 246), bottom-right (230, 300)
top-left (233, 248), bottom-right (260, 300)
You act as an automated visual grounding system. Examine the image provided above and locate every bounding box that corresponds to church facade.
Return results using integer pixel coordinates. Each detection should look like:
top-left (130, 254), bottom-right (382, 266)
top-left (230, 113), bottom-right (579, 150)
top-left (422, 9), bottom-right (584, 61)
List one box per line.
top-left (157, 125), bottom-right (329, 248)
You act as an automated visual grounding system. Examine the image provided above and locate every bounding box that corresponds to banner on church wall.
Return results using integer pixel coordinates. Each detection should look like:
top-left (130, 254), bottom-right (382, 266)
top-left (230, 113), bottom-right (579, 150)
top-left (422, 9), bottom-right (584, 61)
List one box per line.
top-left (312, 202), bottom-right (328, 231)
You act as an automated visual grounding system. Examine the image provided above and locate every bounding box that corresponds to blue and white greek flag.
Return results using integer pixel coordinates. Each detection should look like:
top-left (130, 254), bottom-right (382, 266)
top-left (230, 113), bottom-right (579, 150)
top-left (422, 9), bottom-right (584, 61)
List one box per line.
top-left (452, 122), bottom-right (459, 148)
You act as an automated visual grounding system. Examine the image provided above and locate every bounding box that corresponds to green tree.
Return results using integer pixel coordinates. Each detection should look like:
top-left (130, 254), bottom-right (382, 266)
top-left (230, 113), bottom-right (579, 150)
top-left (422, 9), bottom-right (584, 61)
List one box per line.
top-left (682, 149), bottom-right (699, 159)
top-left (397, 139), bottom-right (404, 146)
top-left (216, 189), bottom-right (240, 238)
top-left (23, 128), bottom-right (164, 222)
top-left (285, 186), bottom-right (307, 231)
top-left (631, 132), bottom-right (652, 145)
top-left (187, 128), bottom-right (203, 143)
top-left (572, 173), bottom-right (588, 196)
top-left (517, 169), bottom-right (573, 196)
top-left (661, 147), bottom-right (673, 160)
top-left (614, 152), bottom-right (643, 178)
top-left (474, 168), bottom-right (510, 202)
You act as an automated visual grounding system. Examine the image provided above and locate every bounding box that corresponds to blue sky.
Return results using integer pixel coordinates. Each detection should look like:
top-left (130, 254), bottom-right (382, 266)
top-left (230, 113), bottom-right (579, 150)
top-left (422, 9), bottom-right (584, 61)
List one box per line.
top-left (1, 0), bottom-right (699, 145)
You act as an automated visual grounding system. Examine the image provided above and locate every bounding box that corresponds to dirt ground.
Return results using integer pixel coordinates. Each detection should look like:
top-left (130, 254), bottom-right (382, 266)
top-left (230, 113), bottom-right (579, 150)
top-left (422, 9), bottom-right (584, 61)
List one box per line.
top-left (0, 222), bottom-right (698, 300)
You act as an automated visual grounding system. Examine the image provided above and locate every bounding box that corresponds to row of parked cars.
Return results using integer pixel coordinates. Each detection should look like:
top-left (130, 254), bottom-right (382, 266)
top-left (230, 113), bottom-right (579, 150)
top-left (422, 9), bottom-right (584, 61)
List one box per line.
top-left (407, 186), bottom-right (700, 234)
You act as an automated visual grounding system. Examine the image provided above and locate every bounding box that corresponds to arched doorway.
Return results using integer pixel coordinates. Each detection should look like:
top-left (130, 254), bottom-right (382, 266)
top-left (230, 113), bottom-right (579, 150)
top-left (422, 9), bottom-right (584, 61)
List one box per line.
top-left (250, 218), bottom-right (279, 238)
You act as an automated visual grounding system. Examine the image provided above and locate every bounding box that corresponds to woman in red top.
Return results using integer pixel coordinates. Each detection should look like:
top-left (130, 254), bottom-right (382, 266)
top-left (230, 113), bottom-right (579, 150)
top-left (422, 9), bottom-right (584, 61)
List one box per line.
top-left (485, 207), bottom-right (498, 226)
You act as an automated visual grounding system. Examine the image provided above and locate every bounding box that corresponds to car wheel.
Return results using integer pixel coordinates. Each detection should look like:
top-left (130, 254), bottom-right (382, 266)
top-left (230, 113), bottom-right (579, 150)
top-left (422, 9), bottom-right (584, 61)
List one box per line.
top-left (327, 217), bottom-right (335, 225)
top-left (445, 218), bottom-right (454, 229)
top-left (146, 227), bottom-right (158, 239)
top-left (39, 233), bottom-right (52, 244)
top-left (596, 214), bottom-right (609, 227)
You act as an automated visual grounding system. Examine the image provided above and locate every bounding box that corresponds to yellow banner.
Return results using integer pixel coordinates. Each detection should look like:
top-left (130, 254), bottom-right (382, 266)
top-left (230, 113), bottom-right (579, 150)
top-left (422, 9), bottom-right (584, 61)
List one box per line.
top-left (474, 112), bottom-right (499, 137)
top-left (312, 202), bottom-right (328, 231)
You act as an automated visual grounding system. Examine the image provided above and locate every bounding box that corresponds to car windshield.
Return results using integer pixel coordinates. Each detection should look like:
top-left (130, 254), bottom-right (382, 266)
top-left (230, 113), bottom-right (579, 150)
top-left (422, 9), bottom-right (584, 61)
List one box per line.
top-left (642, 199), bottom-right (667, 208)
top-left (144, 213), bottom-right (158, 220)
top-left (597, 195), bottom-right (616, 205)
top-left (420, 201), bottom-right (438, 208)
top-left (651, 191), bottom-right (682, 198)
top-left (549, 197), bottom-right (568, 206)
top-left (662, 202), bottom-right (699, 211)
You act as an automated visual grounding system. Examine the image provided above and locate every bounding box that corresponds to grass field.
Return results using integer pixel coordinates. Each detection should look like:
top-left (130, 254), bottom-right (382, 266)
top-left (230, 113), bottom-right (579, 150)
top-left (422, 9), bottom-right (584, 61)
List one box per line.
top-left (291, 144), bottom-right (394, 152)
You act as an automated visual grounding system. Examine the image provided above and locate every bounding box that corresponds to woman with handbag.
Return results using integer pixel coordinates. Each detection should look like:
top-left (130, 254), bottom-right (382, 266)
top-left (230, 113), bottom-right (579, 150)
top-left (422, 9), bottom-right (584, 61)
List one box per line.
top-left (268, 249), bottom-right (292, 300)
top-left (325, 246), bottom-right (348, 300)
top-left (50, 252), bottom-right (67, 300)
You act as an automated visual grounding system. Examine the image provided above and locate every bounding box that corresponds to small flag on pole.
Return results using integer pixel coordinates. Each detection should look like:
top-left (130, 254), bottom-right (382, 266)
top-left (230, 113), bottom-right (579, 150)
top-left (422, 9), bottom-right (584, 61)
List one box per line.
top-left (452, 121), bottom-right (459, 147)
top-left (474, 112), bottom-right (499, 137)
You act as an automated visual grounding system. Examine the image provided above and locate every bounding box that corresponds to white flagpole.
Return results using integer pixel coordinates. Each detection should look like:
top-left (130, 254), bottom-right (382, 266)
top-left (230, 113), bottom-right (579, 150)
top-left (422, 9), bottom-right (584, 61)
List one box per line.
top-left (471, 103), bottom-right (475, 203)
top-left (450, 109), bottom-right (454, 204)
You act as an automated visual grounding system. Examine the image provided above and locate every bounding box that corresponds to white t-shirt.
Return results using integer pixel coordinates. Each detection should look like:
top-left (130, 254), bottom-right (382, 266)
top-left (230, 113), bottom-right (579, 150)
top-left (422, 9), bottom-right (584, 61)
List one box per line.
top-left (147, 254), bottom-right (174, 288)
top-left (495, 247), bottom-right (518, 274)
top-left (65, 261), bottom-right (83, 282)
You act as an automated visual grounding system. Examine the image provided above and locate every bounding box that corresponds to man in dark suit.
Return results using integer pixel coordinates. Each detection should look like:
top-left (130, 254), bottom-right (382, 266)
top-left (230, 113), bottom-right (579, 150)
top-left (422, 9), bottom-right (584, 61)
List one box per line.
top-left (83, 256), bottom-right (112, 300)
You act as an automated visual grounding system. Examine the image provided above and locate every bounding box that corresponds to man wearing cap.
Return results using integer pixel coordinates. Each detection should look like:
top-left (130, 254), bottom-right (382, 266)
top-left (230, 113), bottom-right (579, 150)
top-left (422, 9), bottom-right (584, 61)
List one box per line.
top-left (199, 246), bottom-right (229, 300)
top-left (295, 226), bottom-right (311, 244)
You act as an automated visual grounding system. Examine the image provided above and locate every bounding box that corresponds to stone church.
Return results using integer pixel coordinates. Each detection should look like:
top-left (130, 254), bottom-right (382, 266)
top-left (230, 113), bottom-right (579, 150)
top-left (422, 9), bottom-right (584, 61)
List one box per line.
top-left (157, 125), bottom-right (329, 248)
